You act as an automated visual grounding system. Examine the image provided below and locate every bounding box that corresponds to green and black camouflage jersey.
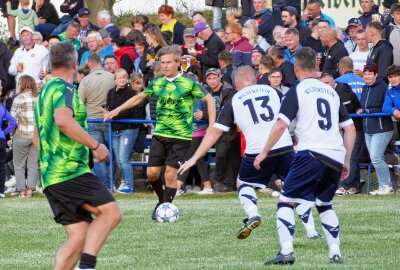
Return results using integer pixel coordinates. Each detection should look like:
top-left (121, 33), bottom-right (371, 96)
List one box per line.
top-left (144, 74), bottom-right (207, 140)
top-left (34, 77), bottom-right (91, 189)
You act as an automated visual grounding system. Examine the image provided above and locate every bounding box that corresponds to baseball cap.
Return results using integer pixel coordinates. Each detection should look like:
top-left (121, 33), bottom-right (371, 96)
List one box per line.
top-left (205, 68), bottom-right (221, 77)
top-left (282, 6), bottom-right (298, 18)
top-left (252, 46), bottom-right (266, 55)
top-left (20, 26), bottom-right (34, 35)
top-left (99, 28), bottom-right (111, 39)
top-left (192, 22), bottom-right (210, 36)
top-left (347, 18), bottom-right (361, 27)
top-left (78, 7), bottom-right (91, 17)
top-left (184, 28), bottom-right (195, 37)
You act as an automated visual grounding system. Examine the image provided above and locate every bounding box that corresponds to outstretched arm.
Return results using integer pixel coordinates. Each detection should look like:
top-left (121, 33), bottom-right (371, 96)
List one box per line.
top-left (104, 92), bottom-right (148, 121)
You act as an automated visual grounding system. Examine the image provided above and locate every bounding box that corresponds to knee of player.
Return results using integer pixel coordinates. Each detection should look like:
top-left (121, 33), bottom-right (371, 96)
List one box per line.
top-left (147, 169), bottom-right (160, 181)
top-left (315, 204), bottom-right (333, 214)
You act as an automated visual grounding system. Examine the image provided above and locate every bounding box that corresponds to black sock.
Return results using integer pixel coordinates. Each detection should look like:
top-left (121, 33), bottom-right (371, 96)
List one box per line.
top-left (150, 177), bottom-right (164, 204)
top-left (79, 253), bottom-right (96, 269)
top-left (163, 187), bottom-right (177, 203)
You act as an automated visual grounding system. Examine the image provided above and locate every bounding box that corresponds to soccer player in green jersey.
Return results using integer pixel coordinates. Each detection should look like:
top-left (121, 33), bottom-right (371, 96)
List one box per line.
top-left (33, 42), bottom-right (122, 270)
top-left (104, 45), bottom-right (216, 220)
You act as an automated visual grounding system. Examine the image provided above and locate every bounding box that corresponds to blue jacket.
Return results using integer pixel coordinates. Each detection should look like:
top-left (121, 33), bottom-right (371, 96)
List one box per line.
top-left (251, 8), bottom-right (273, 44)
top-left (0, 103), bottom-right (16, 140)
top-left (193, 99), bottom-right (208, 131)
top-left (383, 84), bottom-right (400, 115)
top-left (336, 71), bottom-right (365, 100)
top-left (360, 78), bottom-right (393, 134)
top-left (284, 44), bottom-right (302, 64)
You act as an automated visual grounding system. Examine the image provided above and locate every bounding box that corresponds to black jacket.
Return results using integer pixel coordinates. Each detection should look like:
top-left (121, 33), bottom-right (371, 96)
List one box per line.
top-left (335, 83), bottom-right (363, 132)
top-left (367, 39), bottom-right (393, 80)
top-left (221, 64), bottom-right (234, 86)
top-left (279, 61), bottom-right (296, 87)
top-left (251, 8), bottom-right (273, 44)
top-left (358, 5), bottom-right (383, 28)
top-left (0, 43), bottom-right (12, 93)
top-left (360, 78), bottom-right (393, 134)
top-left (160, 21), bottom-right (186, 46)
top-left (322, 41), bottom-right (349, 79)
top-left (106, 84), bottom-right (139, 131)
top-left (196, 33), bottom-right (225, 74)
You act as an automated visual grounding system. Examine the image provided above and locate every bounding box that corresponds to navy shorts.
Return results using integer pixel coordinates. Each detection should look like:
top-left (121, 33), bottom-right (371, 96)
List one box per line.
top-left (44, 173), bottom-right (115, 225)
top-left (148, 135), bottom-right (191, 169)
top-left (238, 152), bottom-right (293, 188)
top-left (280, 151), bottom-right (342, 205)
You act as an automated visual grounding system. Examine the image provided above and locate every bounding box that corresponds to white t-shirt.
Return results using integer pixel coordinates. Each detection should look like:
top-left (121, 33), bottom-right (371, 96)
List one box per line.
top-left (350, 50), bottom-right (369, 71)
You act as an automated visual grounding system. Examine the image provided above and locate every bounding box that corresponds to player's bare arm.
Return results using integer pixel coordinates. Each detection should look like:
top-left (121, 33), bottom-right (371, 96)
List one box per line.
top-left (254, 119), bottom-right (288, 170)
top-left (340, 123), bottom-right (356, 180)
top-left (55, 107), bottom-right (109, 162)
top-left (104, 92), bottom-right (148, 121)
top-left (178, 126), bottom-right (223, 175)
top-left (201, 93), bottom-right (216, 128)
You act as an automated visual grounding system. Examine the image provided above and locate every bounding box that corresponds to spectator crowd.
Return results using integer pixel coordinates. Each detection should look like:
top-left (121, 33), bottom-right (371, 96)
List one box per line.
top-left (1, 0), bottom-right (400, 198)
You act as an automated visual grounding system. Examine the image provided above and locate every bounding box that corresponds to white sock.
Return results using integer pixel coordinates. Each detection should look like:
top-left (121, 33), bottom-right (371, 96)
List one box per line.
top-left (277, 202), bottom-right (295, 255)
top-left (238, 184), bottom-right (260, 218)
top-left (295, 202), bottom-right (318, 237)
top-left (317, 205), bottom-right (341, 258)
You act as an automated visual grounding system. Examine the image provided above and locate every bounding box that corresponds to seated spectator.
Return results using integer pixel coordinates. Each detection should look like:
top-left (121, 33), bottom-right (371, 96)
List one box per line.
top-left (10, 75), bottom-right (38, 198)
top-left (268, 67), bottom-right (289, 94)
top-left (250, 0), bottom-right (273, 44)
top-left (226, 6), bottom-right (248, 26)
top-left (251, 47), bottom-right (265, 75)
top-left (350, 29), bottom-right (370, 77)
top-left (257, 54), bottom-right (274, 84)
top-left (33, 31), bottom-right (43, 45)
top-left (191, 11), bottom-right (207, 26)
top-left (268, 45), bottom-right (296, 87)
top-left (243, 19), bottom-right (270, 52)
top-left (99, 28), bottom-right (113, 54)
top-left (225, 22), bottom-right (253, 68)
top-left (52, 0), bottom-right (84, 35)
top-left (180, 28), bottom-right (204, 56)
top-left (131, 14), bottom-right (149, 33)
top-left (272, 25), bottom-right (286, 46)
top-left (358, 64), bottom-right (393, 195)
top-left (105, 69), bottom-right (139, 194)
top-left (301, 0), bottom-right (335, 27)
top-left (6, 0), bottom-right (39, 35)
top-left (76, 7), bottom-right (99, 41)
top-left (112, 36), bottom-right (136, 75)
top-left (213, 28), bottom-right (226, 43)
top-left (158, 4), bottom-right (185, 45)
top-left (80, 31), bottom-right (114, 65)
top-left (283, 27), bottom-right (302, 64)
top-left (359, 0), bottom-right (383, 28)
top-left (58, 21), bottom-right (81, 50)
top-left (32, 0), bottom-right (60, 39)
top-left (104, 55), bottom-right (118, 74)
top-left (97, 9), bottom-right (119, 39)
top-left (218, 50), bottom-right (234, 86)
top-left (44, 34), bottom-right (60, 49)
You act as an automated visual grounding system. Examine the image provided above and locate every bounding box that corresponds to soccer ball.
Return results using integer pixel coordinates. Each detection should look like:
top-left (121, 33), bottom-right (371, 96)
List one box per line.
top-left (155, 202), bottom-right (179, 223)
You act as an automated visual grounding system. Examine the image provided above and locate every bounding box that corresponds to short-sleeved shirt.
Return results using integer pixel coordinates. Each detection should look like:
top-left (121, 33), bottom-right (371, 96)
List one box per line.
top-left (34, 77), bottom-right (91, 189)
top-left (143, 74), bottom-right (206, 140)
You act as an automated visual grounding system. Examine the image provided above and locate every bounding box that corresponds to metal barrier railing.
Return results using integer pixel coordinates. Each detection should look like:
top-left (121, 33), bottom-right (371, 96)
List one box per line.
top-left (87, 113), bottom-right (393, 191)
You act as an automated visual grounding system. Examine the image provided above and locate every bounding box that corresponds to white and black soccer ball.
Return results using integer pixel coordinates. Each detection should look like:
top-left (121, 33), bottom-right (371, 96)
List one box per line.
top-left (155, 202), bottom-right (179, 223)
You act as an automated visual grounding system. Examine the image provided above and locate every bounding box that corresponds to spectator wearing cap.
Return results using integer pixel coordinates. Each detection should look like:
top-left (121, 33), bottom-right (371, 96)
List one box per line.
top-left (250, 0), bottom-right (273, 44)
top-left (243, 19), bottom-right (270, 52)
top-left (190, 22), bottom-right (225, 73)
top-left (218, 50), bottom-right (234, 86)
top-left (80, 31), bottom-right (114, 65)
top-left (58, 21), bottom-right (81, 50)
top-left (301, 0), bottom-right (335, 27)
top-left (8, 27), bottom-right (49, 93)
top-left (32, 0), bottom-right (60, 39)
top-left (251, 47), bottom-right (265, 75)
top-left (225, 22), bottom-right (253, 68)
top-left (344, 18), bottom-right (362, 54)
top-left (383, 3), bottom-right (400, 65)
top-left (268, 45), bottom-right (296, 87)
top-left (112, 36), bottom-right (136, 75)
top-left (320, 28), bottom-right (348, 78)
top-left (358, 0), bottom-right (384, 28)
top-left (158, 4), bottom-right (186, 45)
top-left (349, 29), bottom-right (370, 77)
top-left (281, 6), bottom-right (313, 48)
top-left (203, 68), bottom-right (239, 192)
top-left (99, 28), bottom-right (114, 54)
top-left (283, 27), bottom-right (302, 64)
top-left (97, 10), bottom-right (120, 39)
top-left (205, 0), bottom-right (239, 30)
top-left (76, 7), bottom-right (99, 40)
top-left (180, 28), bottom-right (204, 56)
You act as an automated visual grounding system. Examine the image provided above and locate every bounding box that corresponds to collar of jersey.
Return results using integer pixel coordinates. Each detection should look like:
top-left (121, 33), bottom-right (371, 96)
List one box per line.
top-left (165, 73), bottom-right (182, 82)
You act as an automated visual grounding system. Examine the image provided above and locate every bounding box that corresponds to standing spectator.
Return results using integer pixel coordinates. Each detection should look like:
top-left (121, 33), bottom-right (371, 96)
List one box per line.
top-left (301, 0), bottom-right (336, 27)
top-left (9, 27), bottom-right (49, 93)
top-left (80, 31), bottom-right (114, 65)
top-left (382, 3), bottom-right (400, 65)
top-left (243, 19), bottom-right (270, 52)
top-left (268, 45), bottom-right (296, 87)
top-left (191, 11), bottom-right (207, 26)
top-left (104, 55), bottom-right (118, 74)
top-left (250, 0), bottom-right (273, 44)
top-left (32, 0), bottom-right (60, 39)
top-left (382, 0), bottom-right (399, 23)
top-left (359, 0), bottom-right (383, 28)
top-left (257, 54), bottom-right (274, 84)
top-left (99, 28), bottom-right (113, 54)
top-left (218, 50), bottom-right (234, 86)
top-left (44, 34), bottom-right (61, 49)
top-left (283, 27), bottom-right (302, 64)
top-left (131, 14), bottom-right (149, 33)
top-left (58, 21), bottom-right (81, 50)
top-left (6, 0), bottom-right (39, 35)
top-left (78, 53), bottom-right (115, 188)
top-left (344, 18), bottom-right (363, 54)
top-left (225, 22), bottom-right (253, 68)
top-left (112, 36), bottom-right (136, 75)
top-left (206, 0), bottom-right (239, 30)
top-left (180, 28), bottom-right (204, 56)
top-left (96, 10), bottom-right (119, 39)
top-left (158, 4), bottom-right (185, 45)
top-left (33, 31), bottom-right (43, 44)
top-left (350, 29), bottom-right (370, 77)
top-left (251, 47), bottom-right (265, 75)
top-left (105, 69), bottom-right (139, 194)
top-left (133, 36), bottom-right (147, 73)
top-left (383, 65), bottom-right (400, 124)
top-left (320, 28), bottom-right (348, 79)
top-left (358, 64), bottom-right (393, 195)
top-left (190, 22), bottom-right (225, 73)
top-left (52, 0), bottom-right (84, 35)
top-left (337, 56), bottom-right (365, 100)
top-left (268, 68), bottom-right (289, 94)
top-left (10, 75), bottom-right (38, 198)
top-left (226, 6), bottom-right (248, 26)
top-left (281, 6), bottom-right (313, 48)
top-left (272, 25), bottom-right (286, 46)
top-left (366, 21), bottom-right (393, 80)
top-left (213, 28), bottom-right (226, 42)
top-left (1, 0), bottom-right (19, 45)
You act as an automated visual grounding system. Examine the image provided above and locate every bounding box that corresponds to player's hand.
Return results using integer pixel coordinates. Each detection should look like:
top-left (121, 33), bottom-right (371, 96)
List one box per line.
top-left (194, 110), bottom-right (203, 120)
top-left (104, 108), bottom-right (119, 121)
top-left (340, 162), bottom-right (350, 181)
top-left (254, 153), bottom-right (267, 170)
top-left (177, 159), bottom-right (196, 175)
top-left (356, 108), bottom-right (363, 114)
top-left (93, 143), bottom-right (109, 163)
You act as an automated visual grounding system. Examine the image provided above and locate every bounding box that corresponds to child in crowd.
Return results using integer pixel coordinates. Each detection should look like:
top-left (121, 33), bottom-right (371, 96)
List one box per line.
top-left (6, 0), bottom-right (39, 35)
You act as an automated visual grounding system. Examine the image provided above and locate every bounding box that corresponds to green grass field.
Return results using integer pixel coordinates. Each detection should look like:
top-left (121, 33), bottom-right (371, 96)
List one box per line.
top-left (0, 193), bottom-right (399, 270)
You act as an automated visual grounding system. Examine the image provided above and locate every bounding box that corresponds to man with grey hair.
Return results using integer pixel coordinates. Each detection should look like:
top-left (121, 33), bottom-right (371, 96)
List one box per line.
top-left (80, 31), bottom-right (114, 65)
top-left (104, 45), bottom-right (216, 221)
top-left (96, 9), bottom-right (120, 39)
top-left (34, 41), bottom-right (122, 270)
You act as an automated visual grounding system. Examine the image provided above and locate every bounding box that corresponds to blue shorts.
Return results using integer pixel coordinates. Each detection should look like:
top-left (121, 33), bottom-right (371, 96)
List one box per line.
top-left (238, 152), bottom-right (293, 188)
top-left (280, 150), bottom-right (341, 205)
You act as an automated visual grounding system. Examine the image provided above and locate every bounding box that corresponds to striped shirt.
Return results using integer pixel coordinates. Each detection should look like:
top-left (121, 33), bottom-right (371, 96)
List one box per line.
top-left (10, 90), bottom-right (37, 139)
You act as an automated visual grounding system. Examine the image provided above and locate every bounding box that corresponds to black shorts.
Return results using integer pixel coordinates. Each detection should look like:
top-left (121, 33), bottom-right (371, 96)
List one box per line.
top-left (44, 173), bottom-right (115, 225)
top-left (1, 0), bottom-right (19, 17)
top-left (148, 135), bottom-right (191, 169)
